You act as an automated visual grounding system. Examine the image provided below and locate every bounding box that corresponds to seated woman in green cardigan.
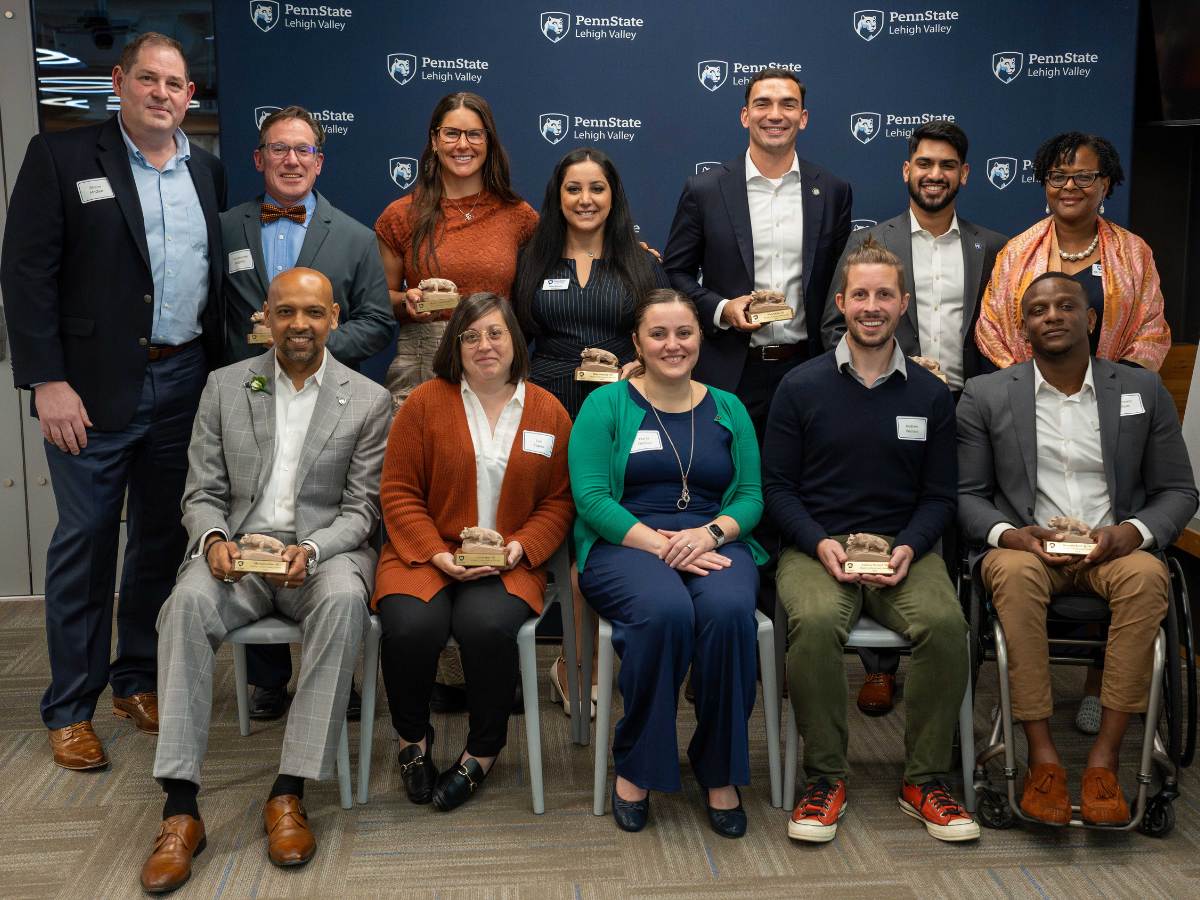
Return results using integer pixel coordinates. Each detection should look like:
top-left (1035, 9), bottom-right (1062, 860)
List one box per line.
top-left (569, 288), bottom-right (766, 839)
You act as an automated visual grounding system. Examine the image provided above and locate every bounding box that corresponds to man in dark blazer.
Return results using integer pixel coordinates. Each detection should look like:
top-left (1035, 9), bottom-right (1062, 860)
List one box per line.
top-left (0, 34), bottom-right (226, 770)
top-left (957, 272), bottom-right (1197, 826)
top-left (222, 105), bottom-right (392, 714)
top-left (663, 68), bottom-right (853, 440)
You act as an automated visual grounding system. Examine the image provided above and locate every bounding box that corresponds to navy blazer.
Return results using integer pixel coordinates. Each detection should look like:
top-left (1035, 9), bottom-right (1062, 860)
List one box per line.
top-left (662, 152), bottom-right (852, 391)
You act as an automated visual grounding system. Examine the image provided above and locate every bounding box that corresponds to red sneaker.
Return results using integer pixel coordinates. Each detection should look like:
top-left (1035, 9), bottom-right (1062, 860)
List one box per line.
top-left (899, 779), bottom-right (980, 841)
top-left (788, 778), bottom-right (846, 843)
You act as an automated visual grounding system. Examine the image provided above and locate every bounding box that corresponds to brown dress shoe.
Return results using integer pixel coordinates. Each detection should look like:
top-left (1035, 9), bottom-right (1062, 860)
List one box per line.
top-left (1020, 763), bottom-right (1071, 824)
top-left (857, 674), bottom-right (894, 716)
top-left (263, 795), bottom-right (315, 867)
top-left (1080, 767), bottom-right (1130, 825)
top-left (114, 692), bottom-right (159, 734)
top-left (140, 814), bottom-right (206, 893)
top-left (48, 721), bottom-right (108, 770)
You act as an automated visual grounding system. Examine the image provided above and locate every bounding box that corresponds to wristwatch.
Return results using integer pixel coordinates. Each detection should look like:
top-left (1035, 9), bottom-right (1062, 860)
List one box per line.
top-left (300, 541), bottom-right (318, 576)
top-left (705, 522), bottom-right (726, 549)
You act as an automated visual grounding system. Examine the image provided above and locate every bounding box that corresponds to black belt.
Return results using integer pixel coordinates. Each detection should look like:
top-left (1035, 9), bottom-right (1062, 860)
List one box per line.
top-left (748, 343), bottom-right (806, 361)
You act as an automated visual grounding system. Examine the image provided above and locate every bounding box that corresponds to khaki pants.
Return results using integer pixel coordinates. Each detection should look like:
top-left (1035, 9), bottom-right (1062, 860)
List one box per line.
top-left (981, 549), bottom-right (1169, 721)
top-left (387, 321), bottom-right (448, 412)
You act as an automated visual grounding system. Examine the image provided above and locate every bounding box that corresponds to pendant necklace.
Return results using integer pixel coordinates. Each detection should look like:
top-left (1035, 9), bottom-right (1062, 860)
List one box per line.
top-left (645, 380), bottom-right (695, 509)
top-left (450, 192), bottom-right (481, 221)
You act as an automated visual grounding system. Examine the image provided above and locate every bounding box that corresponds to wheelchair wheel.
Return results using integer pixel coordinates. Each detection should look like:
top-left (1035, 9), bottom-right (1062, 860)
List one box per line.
top-left (1158, 579), bottom-right (1183, 768)
top-left (976, 786), bottom-right (1017, 829)
top-left (1168, 556), bottom-right (1196, 768)
top-left (1138, 794), bottom-right (1176, 838)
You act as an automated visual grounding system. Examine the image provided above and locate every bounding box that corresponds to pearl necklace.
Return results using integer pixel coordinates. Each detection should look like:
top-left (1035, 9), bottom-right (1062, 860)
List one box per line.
top-left (1059, 233), bottom-right (1099, 262)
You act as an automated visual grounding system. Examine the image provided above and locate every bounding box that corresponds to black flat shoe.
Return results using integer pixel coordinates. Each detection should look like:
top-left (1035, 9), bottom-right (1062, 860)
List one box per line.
top-left (432, 753), bottom-right (490, 811)
top-left (611, 782), bottom-right (649, 832)
top-left (701, 784), bottom-right (747, 839)
top-left (397, 726), bottom-right (438, 805)
top-left (248, 685), bottom-right (291, 720)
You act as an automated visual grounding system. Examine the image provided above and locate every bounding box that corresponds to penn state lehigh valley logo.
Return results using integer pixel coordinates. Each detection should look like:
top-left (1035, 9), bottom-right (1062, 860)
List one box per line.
top-left (695, 161), bottom-right (720, 175)
top-left (853, 10), bottom-right (883, 41)
top-left (250, 0), bottom-right (279, 32)
top-left (254, 105), bottom-right (282, 129)
top-left (540, 12), bottom-right (570, 42)
top-left (697, 60), bottom-right (728, 92)
top-left (387, 53), bottom-right (417, 86)
top-left (986, 157), bottom-right (1018, 190)
top-left (850, 112), bottom-right (880, 144)
top-left (993, 52), bottom-right (1023, 84)
top-left (539, 113), bottom-right (569, 145)
top-left (389, 157), bottom-right (418, 190)
top-left (851, 219), bottom-right (878, 231)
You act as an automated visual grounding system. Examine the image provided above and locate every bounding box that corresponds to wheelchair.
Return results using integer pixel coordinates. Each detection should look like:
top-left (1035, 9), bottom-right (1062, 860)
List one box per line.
top-left (963, 549), bottom-right (1196, 837)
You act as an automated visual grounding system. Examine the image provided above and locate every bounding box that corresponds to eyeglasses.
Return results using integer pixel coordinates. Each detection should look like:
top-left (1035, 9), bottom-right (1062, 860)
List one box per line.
top-left (258, 142), bottom-right (319, 160)
top-left (1046, 169), bottom-right (1101, 189)
top-left (458, 326), bottom-right (508, 347)
top-left (436, 127), bottom-right (489, 145)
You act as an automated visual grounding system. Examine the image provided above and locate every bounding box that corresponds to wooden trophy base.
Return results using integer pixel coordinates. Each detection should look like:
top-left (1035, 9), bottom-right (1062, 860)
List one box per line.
top-left (1044, 540), bottom-right (1096, 555)
top-left (456, 551), bottom-right (506, 567)
top-left (748, 307), bottom-right (794, 325)
top-left (416, 291), bottom-right (460, 313)
top-left (575, 368), bottom-right (620, 383)
top-left (234, 558), bottom-right (289, 574)
top-left (247, 333), bottom-right (272, 344)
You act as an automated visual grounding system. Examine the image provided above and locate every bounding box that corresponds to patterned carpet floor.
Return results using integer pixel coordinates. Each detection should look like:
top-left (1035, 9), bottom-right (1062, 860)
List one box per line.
top-left (1, 598), bottom-right (1198, 899)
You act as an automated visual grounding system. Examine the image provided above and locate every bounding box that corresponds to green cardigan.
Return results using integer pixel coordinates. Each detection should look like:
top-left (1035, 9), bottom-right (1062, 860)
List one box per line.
top-left (568, 380), bottom-right (767, 572)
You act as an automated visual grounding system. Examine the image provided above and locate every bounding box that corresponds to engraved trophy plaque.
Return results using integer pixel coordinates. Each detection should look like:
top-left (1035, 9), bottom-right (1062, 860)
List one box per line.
top-left (248, 310), bottom-right (272, 344)
top-left (455, 526), bottom-right (507, 567)
top-left (574, 347), bottom-right (621, 383)
top-left (416, 277), bottom-right (460, 313)
top-left (746, 289), bottom-right (794, 325)
top-left (232, 533), bottom-right (290, 574)
top-left (843, 533), bottom-right (894, 575)
top-left (1043, 516), bottom-right (1098, 556)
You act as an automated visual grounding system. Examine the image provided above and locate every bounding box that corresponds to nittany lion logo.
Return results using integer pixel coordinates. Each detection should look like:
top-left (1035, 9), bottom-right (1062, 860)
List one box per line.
top-left (851, 219), bottom-right (878, 231)
top-left (389, 157), bottom-right (418, 190)
top-left (986, 156), bottom-right (1018, 190)
top-left (540, 12), bottom-right (570, 42)
top-left (853, 10), bottom-right (883, 41)
top-left (387, 53), bottom-right (417, 86)
top-left (697, 60), bottom-right (728, 92)
top-left (254, 106), bottom-right (282, 129)
top-left (539, 113), bottom-right (569, 145)
top-left (250, 0), bottom-right (279, 32)
top-left (695, 162), bottom-right (720, 175)
top-left (992, 52), bottom-right (1023, 84)
top-left (850, 112), bottom-right (881, 144)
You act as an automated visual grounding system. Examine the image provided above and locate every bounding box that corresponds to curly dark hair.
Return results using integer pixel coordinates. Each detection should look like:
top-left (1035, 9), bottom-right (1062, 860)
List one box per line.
top-left (1031, 131), bottom-right (1124, 198)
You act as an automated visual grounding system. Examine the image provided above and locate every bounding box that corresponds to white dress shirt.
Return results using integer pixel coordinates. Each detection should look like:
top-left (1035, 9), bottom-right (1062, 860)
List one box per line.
top-left (986, 360), bottom-right (1153, 549)
top-left (461, 380), bottom-right (526, 533)
top-left (714, 150), bottom-right (806, 346)
top-left (909, 209), bottom-right (965, 390)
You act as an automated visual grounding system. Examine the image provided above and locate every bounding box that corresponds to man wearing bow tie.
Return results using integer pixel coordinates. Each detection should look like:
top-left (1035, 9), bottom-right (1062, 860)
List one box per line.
top-left (221, 105), bottom-right (393, 713)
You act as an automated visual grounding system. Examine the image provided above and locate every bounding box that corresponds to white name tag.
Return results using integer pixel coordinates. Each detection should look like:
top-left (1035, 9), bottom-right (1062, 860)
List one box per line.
top-left (1092, 262), bottom-right (1103, 277)
top-left (522, 430), bottom-right (555, 457)
top-left (1121, 393), bottom-right (1145, 416)
top-left (76, 177), bottom-right (114, 203)
top-left (896, 416), bottom-right (928, 441)
top-left (542, 278), bottom-right (570, 291)
top-left (630, 430), bottom-right (663, 453)
top-left (228, 249), bottom-right (255, 273)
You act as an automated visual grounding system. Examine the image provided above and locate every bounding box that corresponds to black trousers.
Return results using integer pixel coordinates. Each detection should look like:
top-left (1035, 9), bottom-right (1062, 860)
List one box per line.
top-left (378, 577), bottom-right (534, 758)
top-left (734, 351), bottom-right (807, 444)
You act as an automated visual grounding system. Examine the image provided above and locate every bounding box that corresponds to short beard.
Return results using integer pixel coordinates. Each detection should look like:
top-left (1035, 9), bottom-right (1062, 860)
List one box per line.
top-left (279, 331), bottom-right (322, 364)
top-left (907, 176), bottom-right (959, 213)
top-left (846, 317), bottom-right (898, 350)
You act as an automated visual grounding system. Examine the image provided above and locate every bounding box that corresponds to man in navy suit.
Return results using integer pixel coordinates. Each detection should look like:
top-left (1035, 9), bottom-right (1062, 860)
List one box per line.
top-left (1, 33), bottom-right (226, 770)
top-left (663, 68), bottom-right (853, 441)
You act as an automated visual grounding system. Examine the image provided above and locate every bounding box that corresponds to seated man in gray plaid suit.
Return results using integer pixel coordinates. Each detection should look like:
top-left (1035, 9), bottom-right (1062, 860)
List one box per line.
top-left (141, 268), bottom-right (391, 893)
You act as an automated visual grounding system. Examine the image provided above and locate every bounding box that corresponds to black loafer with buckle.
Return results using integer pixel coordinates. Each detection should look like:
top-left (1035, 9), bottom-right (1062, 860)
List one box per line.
top-left (432, 753), bottom-right (490, 812)
top-left (398, 725), bottom-right (438, 805)
top-left (611, 782), bottom-right (650, 832)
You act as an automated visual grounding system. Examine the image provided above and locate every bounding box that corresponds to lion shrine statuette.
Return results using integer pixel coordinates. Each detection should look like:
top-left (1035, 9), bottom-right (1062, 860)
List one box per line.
top-left (746, 289), bottom-right (794, 325)
top-left (1044, 516), bottom-right (1097, 555)
top-left (234, 533), bottom-right (289, 574)
top-left (575, 347), bottom-right (621, 383)
top-left (843, 532), bottom-right (894, 575)
top-left (248, 309), bottom-right (272, 344)
top-left (910, 356), bottom-right (949, 385)
top-left (416, 277), bottom-right (460, 313)
top-left (456, 526), bottom-right (506, 567)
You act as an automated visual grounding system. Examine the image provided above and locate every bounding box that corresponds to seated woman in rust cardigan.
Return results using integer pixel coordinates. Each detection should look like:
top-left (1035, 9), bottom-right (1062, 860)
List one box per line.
top-left (373, 291), bottom-right (574, 812)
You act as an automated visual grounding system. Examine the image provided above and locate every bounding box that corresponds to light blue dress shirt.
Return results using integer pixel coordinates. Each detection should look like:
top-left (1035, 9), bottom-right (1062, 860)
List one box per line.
top-left (117, 115), bottom-right (209, 346)
top-left (261, 191), bottom-right (316, 282)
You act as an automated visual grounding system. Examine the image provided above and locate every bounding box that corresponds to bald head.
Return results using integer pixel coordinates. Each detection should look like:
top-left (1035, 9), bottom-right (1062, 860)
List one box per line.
top-left (268, 267), bottom-right (334, 308)
top-left (264, 267), bottom-right (339, 368)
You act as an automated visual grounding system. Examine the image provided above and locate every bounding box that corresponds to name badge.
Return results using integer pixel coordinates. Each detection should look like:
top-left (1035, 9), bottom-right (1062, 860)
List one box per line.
top-left (896, 416), bottom-right (927, 441)
top-left (1092, 262), bottom-right (1103, 277)
top-left (522, 430), bottom-right (555, 457)
top-left (1120, 393), bottom-right (1145, 416)
top-left (630, 430), bottom-right (663, 453)
top-left (76, 177), bottom-right (115, 203)
top-left (228, 249), bottom-right (255, 273)
top-left (542, 278), bottom-right (569, 291)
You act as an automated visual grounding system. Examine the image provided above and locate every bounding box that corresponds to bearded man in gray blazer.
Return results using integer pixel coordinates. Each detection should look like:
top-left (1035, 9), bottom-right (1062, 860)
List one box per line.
top-left (141, 268), bottom-right (391, 893)
top-left (957, 272), bottom-right (1196, 828)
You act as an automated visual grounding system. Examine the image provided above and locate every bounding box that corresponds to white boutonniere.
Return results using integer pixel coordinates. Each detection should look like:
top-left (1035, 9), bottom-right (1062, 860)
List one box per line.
top-left (244, 375), bottom-right (272, 396)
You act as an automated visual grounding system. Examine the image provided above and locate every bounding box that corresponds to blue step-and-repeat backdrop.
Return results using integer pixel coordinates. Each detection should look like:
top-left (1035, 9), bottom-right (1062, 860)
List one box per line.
top-left (215, 0), bottom-right (1138, 374)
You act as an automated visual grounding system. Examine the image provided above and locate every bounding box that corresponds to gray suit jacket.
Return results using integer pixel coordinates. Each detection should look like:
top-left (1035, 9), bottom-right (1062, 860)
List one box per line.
top-left (221, 190), bottom-right (394, 369)
top-left (181, 350), bottom-right (392, 569)
top-left (820, 211), bottom-right (1007, 380)
top-left (957, 358), bottom-right (1198, 570)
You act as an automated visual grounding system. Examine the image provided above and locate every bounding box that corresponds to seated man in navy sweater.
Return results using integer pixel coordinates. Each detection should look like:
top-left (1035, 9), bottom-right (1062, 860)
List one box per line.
top-left (762, 236), bottom-right (977, 845)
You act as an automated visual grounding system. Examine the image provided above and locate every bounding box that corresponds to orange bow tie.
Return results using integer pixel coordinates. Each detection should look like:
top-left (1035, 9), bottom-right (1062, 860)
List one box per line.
top-left (261, 202), bottom-right (306, 225)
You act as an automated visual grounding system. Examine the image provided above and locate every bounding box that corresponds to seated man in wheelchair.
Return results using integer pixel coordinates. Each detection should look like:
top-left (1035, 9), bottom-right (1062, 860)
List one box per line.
top-left (141, 269), bottom-right (392, 892)
top-left (957, 271), bottom-right (1197, 826)
top-left (763, 237), bottom-right (978, 844)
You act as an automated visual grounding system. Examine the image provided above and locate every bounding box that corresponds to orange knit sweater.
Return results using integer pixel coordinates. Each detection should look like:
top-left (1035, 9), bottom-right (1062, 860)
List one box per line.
top-left (373, 377), bottom-right (574, 612)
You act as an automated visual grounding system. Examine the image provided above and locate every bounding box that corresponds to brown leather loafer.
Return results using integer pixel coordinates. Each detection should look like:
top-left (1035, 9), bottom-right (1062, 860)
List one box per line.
top-left (263, 795), bottom-right (315, 867)
top-left (1080, 767), bottom-right (1130, 825)
top-left (140, 814), bottom-right (206, 893)
top-left (114, 692), bottom-right (159, 734)
top-left (1020, 763), bottom-right (1071, 825)
top-left (48, 721), bottom-right (108, 770)
top-left (856, 674), bottom-right (894, 716)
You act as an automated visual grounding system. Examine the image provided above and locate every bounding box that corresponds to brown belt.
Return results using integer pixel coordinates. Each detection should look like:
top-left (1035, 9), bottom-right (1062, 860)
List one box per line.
top-left (147, 337), bottom-right (201, 361)
top-left (748, 343), bottom-right (803, 361)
